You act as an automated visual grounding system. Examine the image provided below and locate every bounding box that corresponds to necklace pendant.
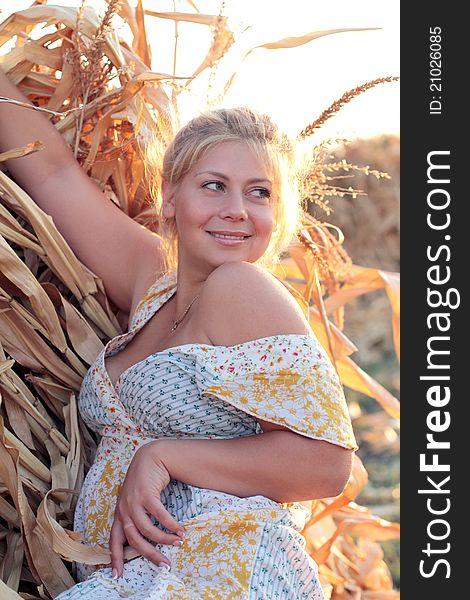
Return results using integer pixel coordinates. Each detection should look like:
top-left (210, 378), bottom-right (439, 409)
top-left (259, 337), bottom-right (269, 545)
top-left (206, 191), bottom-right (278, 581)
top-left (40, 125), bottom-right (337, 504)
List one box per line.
top-left (169, 293), bottom-right (199, 334)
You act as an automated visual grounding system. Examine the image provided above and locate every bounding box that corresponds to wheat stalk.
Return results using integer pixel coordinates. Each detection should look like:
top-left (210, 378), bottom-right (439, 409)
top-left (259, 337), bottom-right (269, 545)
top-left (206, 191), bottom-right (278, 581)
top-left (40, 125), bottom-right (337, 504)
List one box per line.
top-left (299, 76), bottom-right (400, 138)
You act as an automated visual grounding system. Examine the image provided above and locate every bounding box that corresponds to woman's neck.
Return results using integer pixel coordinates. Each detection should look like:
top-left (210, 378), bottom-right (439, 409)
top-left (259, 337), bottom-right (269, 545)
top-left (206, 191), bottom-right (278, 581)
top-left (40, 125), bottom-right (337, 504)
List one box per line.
top-left (171, 263), bottom-right (210, 326)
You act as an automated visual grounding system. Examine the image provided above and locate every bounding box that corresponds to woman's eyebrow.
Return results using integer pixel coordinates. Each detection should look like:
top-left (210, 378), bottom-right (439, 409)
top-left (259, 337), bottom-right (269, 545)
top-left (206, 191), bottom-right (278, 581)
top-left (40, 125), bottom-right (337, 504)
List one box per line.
top-left (195, 170), bottom-right (271, 185)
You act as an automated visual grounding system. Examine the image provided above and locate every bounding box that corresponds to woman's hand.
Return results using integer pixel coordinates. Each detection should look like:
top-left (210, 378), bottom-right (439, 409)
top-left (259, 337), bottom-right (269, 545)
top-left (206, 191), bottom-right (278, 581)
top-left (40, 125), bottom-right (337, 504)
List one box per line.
top-left (109, 442), bottom-right (186, 578)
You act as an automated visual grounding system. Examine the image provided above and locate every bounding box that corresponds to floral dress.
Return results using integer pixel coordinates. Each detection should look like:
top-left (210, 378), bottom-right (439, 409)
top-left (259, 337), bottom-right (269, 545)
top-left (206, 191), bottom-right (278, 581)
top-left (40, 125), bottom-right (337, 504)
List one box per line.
top-left (55, 271), bottom-right (357, 599)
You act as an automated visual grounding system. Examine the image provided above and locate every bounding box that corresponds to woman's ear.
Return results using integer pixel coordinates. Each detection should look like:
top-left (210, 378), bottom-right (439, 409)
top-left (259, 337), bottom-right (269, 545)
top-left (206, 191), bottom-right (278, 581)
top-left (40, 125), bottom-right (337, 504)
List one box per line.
top-left (162, 180), bottom-right (176, 219)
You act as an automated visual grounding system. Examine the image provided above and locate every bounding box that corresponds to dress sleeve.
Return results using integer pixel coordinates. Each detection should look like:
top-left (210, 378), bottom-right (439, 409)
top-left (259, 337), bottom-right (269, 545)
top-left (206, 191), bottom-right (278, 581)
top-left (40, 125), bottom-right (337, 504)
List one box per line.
top-left (192, 334), bottom-right (358, 450)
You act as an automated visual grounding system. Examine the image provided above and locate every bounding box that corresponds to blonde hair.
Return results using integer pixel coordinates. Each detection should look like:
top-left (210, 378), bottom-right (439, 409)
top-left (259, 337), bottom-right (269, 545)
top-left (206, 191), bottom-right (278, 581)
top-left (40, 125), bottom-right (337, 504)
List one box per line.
top-left (145, 107), bottom-right (303, 273)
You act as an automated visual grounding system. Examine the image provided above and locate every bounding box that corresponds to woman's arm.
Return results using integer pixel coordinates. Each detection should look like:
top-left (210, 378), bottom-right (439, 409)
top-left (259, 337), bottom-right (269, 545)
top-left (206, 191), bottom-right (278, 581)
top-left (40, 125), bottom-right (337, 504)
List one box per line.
top-left (0, 69), bottom-right (163, 313)
top-left (109, 431), bottom-right (352, 576)
top-left (150, 431), bottom-right (352, 503)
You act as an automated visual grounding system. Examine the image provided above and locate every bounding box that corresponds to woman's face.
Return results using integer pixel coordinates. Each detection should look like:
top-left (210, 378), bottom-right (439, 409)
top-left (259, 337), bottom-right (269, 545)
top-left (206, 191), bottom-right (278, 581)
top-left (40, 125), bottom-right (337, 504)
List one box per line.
top-left (163, 141), bottom-right (277, 274)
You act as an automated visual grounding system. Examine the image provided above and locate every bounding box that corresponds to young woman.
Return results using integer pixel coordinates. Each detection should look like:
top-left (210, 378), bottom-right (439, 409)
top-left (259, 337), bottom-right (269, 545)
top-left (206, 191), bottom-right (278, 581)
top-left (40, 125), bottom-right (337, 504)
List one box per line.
top-left (0, 70), bottom-right (357, 599)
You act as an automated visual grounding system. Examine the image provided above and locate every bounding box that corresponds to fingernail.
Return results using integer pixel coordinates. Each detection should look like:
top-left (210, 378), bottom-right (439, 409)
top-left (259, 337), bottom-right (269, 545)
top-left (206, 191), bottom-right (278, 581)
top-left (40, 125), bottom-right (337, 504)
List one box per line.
top-left (159, 562), bottom-right (171, 571)
top-left (173, 539), bottom-right (184, 546)
top-left (112, 568), bottom-right (119, 580)
top-left (178, 529), bottom-right (185, 538)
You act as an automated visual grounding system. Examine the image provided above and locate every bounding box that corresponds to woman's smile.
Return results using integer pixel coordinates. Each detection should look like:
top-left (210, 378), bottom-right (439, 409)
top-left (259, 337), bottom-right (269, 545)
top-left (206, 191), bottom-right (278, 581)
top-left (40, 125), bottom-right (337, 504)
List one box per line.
top-left (206, 230), bottom-right (253, 245)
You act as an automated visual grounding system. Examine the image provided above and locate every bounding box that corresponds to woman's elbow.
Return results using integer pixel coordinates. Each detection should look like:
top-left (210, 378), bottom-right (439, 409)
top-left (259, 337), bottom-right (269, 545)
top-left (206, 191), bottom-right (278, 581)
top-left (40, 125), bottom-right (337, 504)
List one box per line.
top-left (328, 454), bottom-right (353, 496)
top-left (329, 448), bottom-right (354, 496)
top-left (311, 446), bottom-right (354, 498)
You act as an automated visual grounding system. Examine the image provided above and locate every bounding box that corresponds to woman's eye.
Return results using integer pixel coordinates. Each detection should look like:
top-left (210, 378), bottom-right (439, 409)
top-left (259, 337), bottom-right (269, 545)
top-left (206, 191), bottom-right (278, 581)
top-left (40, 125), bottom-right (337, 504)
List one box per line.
top-left (250, 187), bottom-right (271, 200)
top-left (202, 181), bottom-right (225, 192)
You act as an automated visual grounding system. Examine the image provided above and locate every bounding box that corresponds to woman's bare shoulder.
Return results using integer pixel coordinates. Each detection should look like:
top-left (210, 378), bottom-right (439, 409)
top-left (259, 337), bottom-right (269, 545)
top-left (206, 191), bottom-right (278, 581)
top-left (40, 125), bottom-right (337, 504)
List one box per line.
top-left (199, 261), bottom-right (311, 346)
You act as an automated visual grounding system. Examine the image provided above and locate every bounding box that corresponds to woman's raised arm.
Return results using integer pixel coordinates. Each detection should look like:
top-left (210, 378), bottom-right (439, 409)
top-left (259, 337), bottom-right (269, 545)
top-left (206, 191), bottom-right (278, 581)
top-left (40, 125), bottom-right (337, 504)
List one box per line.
top-left (0, 70), bottom-right (164, 315)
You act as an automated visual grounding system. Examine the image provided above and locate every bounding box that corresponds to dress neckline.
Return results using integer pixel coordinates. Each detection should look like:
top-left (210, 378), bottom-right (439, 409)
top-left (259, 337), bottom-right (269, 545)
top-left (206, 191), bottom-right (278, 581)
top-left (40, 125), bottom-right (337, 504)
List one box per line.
top-left (100, 270), bottom-right (317, 395)
top-left (103, 283), bottom-right (178, 391)
top-left (103, 333), bottom-right (317, 395)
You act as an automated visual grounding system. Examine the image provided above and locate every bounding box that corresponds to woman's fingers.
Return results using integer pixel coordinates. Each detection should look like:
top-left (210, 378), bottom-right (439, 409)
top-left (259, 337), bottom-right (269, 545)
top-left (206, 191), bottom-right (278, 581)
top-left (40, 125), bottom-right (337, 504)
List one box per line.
top-left (145, 497), bottom-right (186, 538)
top-left (132, 508), bottom-right (184, 546)
top-left (121, 521), bottom-right (171, 568)
top-left (110, 501), bottom-right (185, 577)
top-left (109, 518), bottom-right (126, 578)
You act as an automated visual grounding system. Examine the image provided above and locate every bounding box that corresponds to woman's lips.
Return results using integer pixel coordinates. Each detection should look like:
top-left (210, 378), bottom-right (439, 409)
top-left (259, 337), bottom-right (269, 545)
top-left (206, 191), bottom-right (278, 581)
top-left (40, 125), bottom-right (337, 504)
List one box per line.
top-left (206, 231), bottom-right (252, 246)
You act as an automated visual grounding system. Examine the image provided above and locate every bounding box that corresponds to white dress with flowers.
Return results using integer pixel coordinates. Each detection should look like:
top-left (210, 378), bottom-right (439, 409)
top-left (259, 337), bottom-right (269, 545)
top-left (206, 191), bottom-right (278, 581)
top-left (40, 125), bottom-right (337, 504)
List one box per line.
top-left (55, 271), bottom-right (357, 599)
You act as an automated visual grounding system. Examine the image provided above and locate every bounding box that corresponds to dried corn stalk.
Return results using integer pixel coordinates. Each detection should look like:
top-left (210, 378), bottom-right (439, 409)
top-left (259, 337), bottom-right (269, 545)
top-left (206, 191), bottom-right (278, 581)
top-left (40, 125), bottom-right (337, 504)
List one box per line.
top-left (0, 3), bottom-right (399, 598)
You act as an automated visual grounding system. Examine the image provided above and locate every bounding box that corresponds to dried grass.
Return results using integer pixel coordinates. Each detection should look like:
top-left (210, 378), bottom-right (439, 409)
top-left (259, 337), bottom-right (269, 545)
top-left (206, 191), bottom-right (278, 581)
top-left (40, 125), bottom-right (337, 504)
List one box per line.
top-left (0, 3), bottom-right (399, 598)
top-left (299, 77), bottom-right (400, 138)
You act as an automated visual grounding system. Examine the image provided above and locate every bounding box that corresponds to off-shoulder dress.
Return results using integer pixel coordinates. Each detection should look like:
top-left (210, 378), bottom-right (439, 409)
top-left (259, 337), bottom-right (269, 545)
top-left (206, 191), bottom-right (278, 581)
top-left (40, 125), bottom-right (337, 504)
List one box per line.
top-left (55, 271), bottom-right (357, 599)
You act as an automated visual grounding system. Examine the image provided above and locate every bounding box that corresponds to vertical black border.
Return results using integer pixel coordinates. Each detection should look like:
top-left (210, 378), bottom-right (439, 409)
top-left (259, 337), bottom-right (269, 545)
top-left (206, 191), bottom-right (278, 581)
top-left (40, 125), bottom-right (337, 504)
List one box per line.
top-left (401, 4), bottom-right (464, 597)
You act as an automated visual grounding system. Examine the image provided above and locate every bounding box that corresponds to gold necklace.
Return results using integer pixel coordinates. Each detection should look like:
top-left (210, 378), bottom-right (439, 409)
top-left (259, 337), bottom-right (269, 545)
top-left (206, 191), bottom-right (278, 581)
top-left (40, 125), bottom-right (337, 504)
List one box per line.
top-left (170, 294), bottom-right (199, 332)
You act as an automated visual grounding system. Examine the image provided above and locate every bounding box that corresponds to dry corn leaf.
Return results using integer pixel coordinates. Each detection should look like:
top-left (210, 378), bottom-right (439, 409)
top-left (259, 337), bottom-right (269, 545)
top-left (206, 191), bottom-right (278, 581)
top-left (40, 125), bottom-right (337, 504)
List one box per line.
top-left (0, 203), bottom-right (32, 233)
top-left (0, 302), bottom-right (82, 388)
top-left (0, 417), bottom-right (76, 596)
top-left (46, 59), bottom-right (74, 113)
top-left (337, 356), bottom-right (400, 419)
top-left (135, 0), bottom-right (151, 66)
top-left (224, 28), bottom-right (380, 95)
top-left (278, 273), bottom-right (358, 362)
top-left (309, 263), bottom-right (337, 368)
top-left (2, 392), bottom-right (35, 450)
top-left (354, 539), bottom-right (395, 591)
top-left (183, 0), bottom-right (200, 12)
top-left (0, 495), bottom-right (20, 527)
top-left (82, 73), bottom-right (181, 173)
top-left (0, 234), bottom-right (66, 350)
top-left (0, 529), bottom-right (23, 591)
top-left (318, 563), bottom-right (346, 587)
top-left (189, 21), bottom-right (234, 81)
top-left (0, 358), bottom-right (15, 376)
top-left (254, 28), bottom-right (380, 50)
top-left (3, 5), bottom-right (124, 71)
top-left (26, 375), bottom-right (73, 407)
top-left (44, 439), bottom-right (69, 504)
top-left (0, 140), bottom-right (44, 163)
top-left (145, 11), bottom-right (226, 27)
top-left (303, 512), bottom-right (339, 557)
top-left (2, 5), bottom-right (101, 39)
top-left (4, 62), bottom-right (34, 86)
top-left (363, 591), bottom-right (400, 599)
top-left (311, 516), bottom-right (399, 566)
top-left (273, 256), bottom-right (304, 281)
top-left (0, 45), bottom-right (31, 74)
top-left (36, 489), bottom-right (139, 565)
top-left (42, 282), bottom-right (104, 365)
top-left (309, 308), bottom-right (358, 359)
top-left (4, 428), bottom-right (50, 483)
top-left (63, 394), bottom-right (83, 502)
top-left (0, 578), bottom-right (22, 599)
top-left (113, 0), bottom-right (139, 41)
top-left (0, 225), bottom-right (42, 258)
top-left (325, 266), bottom-right (400, 361)
top-left (0, 371), bottom-right (69, 456)
top-left (23, 44), bottom-right (62, 71)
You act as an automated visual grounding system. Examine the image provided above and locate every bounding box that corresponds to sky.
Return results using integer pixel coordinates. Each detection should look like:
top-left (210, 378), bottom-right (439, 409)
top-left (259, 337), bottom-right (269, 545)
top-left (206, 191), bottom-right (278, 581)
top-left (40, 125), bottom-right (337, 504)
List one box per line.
top-left (0, 0), bottom-right (400, 140)
top-left (170, 0), bottom-right (400, 140)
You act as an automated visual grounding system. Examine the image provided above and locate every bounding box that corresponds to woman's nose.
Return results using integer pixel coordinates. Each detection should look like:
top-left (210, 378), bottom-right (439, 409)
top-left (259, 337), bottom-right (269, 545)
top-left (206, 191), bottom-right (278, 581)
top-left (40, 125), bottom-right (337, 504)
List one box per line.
top-left (219, 190), bottom-right (248, 220)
